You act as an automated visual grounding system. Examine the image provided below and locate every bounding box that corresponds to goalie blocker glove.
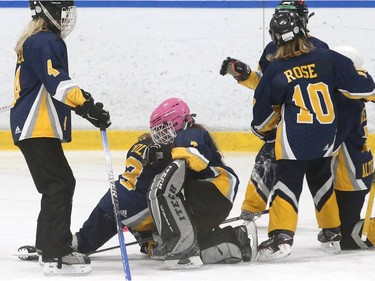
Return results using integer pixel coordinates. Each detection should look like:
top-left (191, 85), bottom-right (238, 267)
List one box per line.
top-left (74, 90), bottom-right (111, 129)
top-left (143, 143), bottom-right (173, 169)
top-left (220, 57), bottom-right (251, 82)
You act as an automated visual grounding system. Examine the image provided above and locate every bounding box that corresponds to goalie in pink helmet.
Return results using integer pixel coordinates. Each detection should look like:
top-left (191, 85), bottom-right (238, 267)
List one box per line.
top-left (149, 98), bottom-right (194, 145)
top-left (144, 97), bottom-right (251, 267)
top-left (61, 98), bottom-right (251, 269)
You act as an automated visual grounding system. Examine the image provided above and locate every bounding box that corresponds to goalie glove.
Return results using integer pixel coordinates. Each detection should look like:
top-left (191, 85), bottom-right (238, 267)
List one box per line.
top-left (220, 57), bottom-right (251, 82)
top-left (142, 143), bottom-right (172, 169)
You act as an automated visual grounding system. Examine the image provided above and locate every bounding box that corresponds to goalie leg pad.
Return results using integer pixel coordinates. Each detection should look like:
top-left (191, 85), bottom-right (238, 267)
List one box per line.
top-left (200, 226), bottom-right (250, 264)
top-left (147, 160), bottom-right (197, 259)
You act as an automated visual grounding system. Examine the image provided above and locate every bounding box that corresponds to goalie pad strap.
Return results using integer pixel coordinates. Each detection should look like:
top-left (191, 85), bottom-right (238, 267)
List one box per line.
top-left (147, 159), bottom-right (196, 257)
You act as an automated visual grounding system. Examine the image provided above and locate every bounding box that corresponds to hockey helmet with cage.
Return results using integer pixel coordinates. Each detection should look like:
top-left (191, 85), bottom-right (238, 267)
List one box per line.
top-left (275, 1), bottom-right (312, 23)
top-left (149, 98), bottom-right (194, 145)
top-left (269, 10), bottom-right (308, 46)
top-left (29, 1), bottom-right (77, 39)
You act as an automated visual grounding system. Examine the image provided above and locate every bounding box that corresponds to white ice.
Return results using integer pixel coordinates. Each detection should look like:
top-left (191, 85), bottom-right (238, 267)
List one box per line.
top-left (0, 150), bottom-right (374, 281)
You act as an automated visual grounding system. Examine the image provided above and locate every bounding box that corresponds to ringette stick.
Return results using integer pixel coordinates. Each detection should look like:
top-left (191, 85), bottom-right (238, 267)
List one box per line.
top-left (100, 126), bottom-right (132, 281)
top-left (87, 237), bottom-right (151, 255)
top-left (15, 238), bottom-right (152, 260)
top-left (361, 180), bottom-right (375, 241)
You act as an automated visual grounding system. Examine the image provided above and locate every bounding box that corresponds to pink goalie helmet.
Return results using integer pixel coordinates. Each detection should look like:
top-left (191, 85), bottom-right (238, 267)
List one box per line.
top-left (149, 98), bottom-right (194, 145)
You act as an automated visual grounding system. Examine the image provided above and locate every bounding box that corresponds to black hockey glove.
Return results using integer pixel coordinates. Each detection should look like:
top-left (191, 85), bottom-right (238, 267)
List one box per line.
top-left (220, 57), bottom-right (251, 82)
top-left (74, 91), bottom-right (111, 129)
top-left (220, 57), bottom-right (232, 75)
top-left (143, 143), bottom-right (172, 169)
top-left (263, 128), bottom-right (277, 143)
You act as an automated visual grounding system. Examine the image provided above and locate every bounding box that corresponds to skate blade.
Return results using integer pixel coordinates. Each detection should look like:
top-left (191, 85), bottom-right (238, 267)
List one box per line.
top-left (257, 244), bottom-right (291, 262)
top-left (163, 256), bottom-right (203, 270)
top-left (43, 262), bottom-right (92, 276)
top-left (13, 252), bottom-right (39, 260)
top-left (320, 241), bottom-right (341, 254)
top-left (15, 246), bottom-right (39, 261)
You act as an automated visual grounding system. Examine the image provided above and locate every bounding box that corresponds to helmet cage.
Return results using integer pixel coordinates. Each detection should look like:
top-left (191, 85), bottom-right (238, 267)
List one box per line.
top-left (30, 1), bottom-right (77, 39)
top-left (150, 121), bottom-right (177, 145)
top-left (59, 5), bottom-right (77, 39)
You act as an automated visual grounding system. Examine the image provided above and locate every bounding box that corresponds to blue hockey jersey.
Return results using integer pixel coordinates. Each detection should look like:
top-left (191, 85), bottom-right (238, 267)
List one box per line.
top-left (10, 31), bottom-right (87, 144)
top-left (252, 48), bottom-right (375, 160)
top-left (258, 36), bottom-right (329, 72)
top-left (172, 127), bottom-right (239, 202)
top-left (239, 36), bottom-right (329, 90)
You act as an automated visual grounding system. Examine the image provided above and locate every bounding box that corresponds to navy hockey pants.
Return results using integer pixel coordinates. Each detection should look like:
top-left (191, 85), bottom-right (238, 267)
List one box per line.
top-left (75, 180), bottom-right (151, 253)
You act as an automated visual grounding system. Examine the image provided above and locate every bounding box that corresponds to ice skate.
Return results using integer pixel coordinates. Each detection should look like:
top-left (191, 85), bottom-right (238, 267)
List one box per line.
top-left (15, 245), bottom-right (40, 261)
top-left (318, 227), bottom-right (341, 254)
top-left (42, 251), bottom-right (91, 276)
top-left (257, 231), bottom-right (293, 262)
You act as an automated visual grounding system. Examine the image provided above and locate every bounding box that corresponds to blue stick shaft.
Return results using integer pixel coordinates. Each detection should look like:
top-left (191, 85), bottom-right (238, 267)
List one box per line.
top-left (100, 128), bottom-right (132, 281)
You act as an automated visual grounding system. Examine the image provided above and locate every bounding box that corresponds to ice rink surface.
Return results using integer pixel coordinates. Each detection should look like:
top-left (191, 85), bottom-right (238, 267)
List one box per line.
top-left (0, 150), bottom-right (374, 281)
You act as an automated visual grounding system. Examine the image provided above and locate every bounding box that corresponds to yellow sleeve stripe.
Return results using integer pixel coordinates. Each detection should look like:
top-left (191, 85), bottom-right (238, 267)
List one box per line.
top-left (238, 70), bottom-right (262, 90)
top-left (254, 105), bottom-right (281, 135)
top-left (55, 80), bottom-right (86, 107)
top-left (171, 147), bottom-right (209, 172)
top-left (339, 89), bottom-right (375, 101)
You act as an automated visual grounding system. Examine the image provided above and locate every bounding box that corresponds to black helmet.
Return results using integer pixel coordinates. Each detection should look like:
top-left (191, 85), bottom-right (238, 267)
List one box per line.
top-left (269, 11), bottom-right (307, 46)
top-left (29, 1), bottom-right (77, 38)
top-left (275, 1), bottom-right (311, 23)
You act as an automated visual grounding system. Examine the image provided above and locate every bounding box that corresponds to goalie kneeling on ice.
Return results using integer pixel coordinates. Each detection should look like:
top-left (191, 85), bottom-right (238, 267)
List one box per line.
top-left (148, 159), bottom-right (251, 263)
